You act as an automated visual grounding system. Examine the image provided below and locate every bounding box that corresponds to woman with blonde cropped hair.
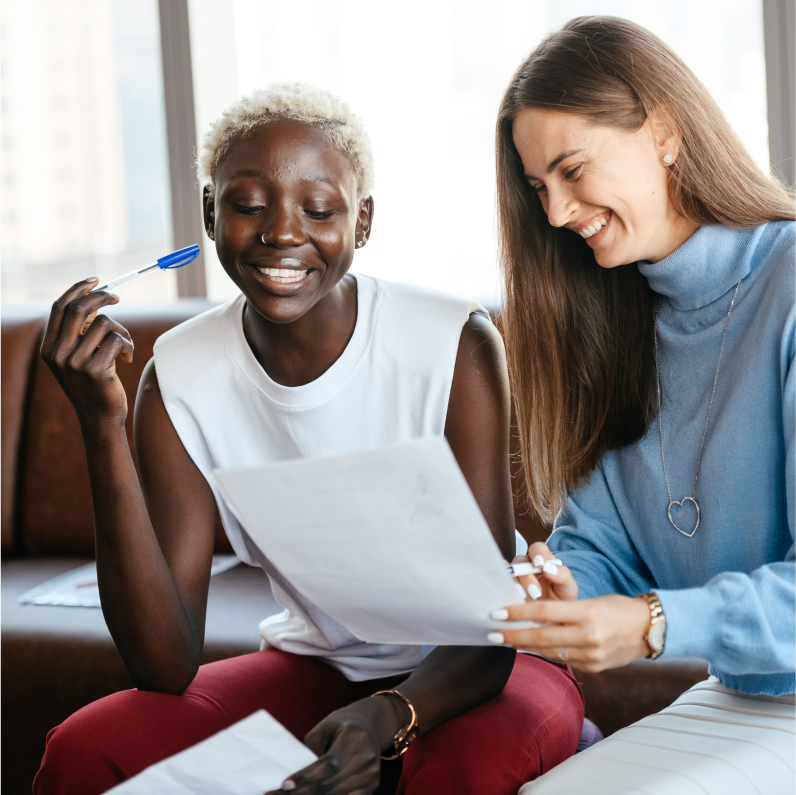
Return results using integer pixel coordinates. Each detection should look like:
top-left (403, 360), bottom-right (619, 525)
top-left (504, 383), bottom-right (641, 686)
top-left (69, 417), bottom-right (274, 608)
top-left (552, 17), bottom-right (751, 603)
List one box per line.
top-left (488, 16), bottom-right (796, 793)
top-left (34, 83), bottom-right (584, 795)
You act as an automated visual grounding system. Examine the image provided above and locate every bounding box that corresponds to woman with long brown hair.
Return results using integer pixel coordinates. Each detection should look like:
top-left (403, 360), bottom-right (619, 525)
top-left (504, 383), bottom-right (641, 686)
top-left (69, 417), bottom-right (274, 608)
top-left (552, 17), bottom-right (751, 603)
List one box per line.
top-left (487, 16), bottom-right (795, 792)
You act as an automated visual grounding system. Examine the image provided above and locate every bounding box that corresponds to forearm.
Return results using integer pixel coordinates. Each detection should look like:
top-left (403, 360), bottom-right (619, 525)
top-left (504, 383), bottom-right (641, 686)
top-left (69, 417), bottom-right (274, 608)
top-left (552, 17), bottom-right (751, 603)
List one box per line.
top-left (551, 546), bottom-right (655, 599)
top-left (397, 646), bottom-right (516, 734)
top-left (657, 562), bottom-right (795, 675)
top-left (82, 421), bottom-right (203, 692)
top-left (40, 283), bottom-right (208, 693)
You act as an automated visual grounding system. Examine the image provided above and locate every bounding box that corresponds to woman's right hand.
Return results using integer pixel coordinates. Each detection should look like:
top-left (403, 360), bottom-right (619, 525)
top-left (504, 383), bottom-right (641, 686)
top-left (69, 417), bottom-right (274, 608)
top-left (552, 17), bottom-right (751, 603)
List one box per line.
top-left (268, 695), bottom-right (405, 795)
top-left (41, 277), bottom-right (134, 429)
top-left (512, 543), bottom-right (579, 602)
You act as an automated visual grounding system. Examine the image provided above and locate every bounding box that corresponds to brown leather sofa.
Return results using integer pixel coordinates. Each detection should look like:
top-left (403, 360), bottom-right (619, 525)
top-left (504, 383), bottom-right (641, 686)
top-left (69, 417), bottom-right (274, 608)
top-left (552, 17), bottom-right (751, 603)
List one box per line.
top-left (1, 302), bottom-right (708, 795)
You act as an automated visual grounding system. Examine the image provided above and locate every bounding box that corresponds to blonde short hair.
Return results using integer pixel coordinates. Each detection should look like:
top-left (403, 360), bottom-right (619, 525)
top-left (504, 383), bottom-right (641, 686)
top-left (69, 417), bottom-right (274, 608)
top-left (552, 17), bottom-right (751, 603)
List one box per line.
top-left (197, 83), bottom-right (374, 201)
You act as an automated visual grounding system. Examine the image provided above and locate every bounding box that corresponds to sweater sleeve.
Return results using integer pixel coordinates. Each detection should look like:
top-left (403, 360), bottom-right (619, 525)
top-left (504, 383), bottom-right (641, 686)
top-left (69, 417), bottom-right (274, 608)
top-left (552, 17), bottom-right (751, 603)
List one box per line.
top-left (655, 308), bottom-right (796, 674)
top-left (552, 469), bottom-right (795, 673)
top-left (547, 465), bottom-right (657, 600)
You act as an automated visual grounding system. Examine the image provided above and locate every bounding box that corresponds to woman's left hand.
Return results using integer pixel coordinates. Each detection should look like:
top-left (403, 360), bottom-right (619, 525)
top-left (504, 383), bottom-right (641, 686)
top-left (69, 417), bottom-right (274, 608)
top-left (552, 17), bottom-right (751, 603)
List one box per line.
top-left (269, 696), bottom-right (406, 794)
top-left (492, 595), bottom-right (652, 672)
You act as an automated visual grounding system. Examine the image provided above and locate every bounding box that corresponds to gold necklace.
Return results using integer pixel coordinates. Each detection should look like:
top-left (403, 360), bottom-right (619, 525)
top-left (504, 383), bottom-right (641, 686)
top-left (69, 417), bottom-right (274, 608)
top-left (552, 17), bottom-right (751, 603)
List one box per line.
top-left (653, 280), bottom-right (741, 537)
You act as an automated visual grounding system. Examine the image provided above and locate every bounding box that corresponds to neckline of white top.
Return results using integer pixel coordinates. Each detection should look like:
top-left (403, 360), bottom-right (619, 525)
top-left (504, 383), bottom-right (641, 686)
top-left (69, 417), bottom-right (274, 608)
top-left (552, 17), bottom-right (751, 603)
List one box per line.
top-left (225, 273), bottom-right (381, 410)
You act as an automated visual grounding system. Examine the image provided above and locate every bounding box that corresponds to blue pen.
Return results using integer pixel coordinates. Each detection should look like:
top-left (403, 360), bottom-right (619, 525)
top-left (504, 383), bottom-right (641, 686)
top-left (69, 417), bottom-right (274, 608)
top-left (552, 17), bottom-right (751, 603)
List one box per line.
top-left (90, 245), bottom-right (200, 293)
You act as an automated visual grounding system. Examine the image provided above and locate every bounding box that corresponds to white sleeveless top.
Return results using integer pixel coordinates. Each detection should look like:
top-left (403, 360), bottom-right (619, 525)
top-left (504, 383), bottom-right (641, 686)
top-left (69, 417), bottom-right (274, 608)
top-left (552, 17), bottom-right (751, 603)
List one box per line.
top-left (153, 274), bottom-right (485, 680)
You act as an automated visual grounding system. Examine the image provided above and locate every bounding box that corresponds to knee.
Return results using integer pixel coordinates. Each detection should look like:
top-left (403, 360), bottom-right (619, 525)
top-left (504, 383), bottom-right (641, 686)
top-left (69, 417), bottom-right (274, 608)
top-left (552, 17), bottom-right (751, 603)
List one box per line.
top-left (34, 691), bottom-right (145, 795)
top-left (35, 713), bottom-right (103, 795)
top-left (397, 659), bottom-right (584, 794)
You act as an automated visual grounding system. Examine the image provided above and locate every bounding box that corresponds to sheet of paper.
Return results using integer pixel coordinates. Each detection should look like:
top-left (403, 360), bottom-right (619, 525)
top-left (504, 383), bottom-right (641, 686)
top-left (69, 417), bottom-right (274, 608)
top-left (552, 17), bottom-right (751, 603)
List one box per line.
top-left (17, 556), bottom-right (240, 608)
top-left (106, 710), bottom-right (317, 794)
top-left (211, 436), bottom-right (536, 647)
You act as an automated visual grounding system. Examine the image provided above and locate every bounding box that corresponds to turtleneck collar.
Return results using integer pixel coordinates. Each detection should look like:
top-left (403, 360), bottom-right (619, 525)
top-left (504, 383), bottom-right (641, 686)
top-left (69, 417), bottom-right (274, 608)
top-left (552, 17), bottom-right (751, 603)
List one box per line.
top-left (637, 225), bottom-right (761, 311)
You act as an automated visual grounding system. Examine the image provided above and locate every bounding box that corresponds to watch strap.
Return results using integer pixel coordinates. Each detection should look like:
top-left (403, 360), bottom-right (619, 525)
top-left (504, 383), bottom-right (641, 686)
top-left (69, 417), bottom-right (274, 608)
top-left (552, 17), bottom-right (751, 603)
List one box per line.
top-left (638, 592), bottom-right (666, 660)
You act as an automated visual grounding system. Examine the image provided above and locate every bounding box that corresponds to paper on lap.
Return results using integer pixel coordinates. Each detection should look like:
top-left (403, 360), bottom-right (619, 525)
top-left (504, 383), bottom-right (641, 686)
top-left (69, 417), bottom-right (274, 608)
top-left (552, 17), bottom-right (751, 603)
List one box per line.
top-left (106, 710), bottom-right (317, 794)
top-left (210, 436), bottom-right (537, 646)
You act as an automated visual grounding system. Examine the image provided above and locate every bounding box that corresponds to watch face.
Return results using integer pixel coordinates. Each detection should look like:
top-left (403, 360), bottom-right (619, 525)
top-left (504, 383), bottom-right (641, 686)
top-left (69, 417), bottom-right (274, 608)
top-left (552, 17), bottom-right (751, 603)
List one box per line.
top-left (649, 621), bottom-right (666, 653)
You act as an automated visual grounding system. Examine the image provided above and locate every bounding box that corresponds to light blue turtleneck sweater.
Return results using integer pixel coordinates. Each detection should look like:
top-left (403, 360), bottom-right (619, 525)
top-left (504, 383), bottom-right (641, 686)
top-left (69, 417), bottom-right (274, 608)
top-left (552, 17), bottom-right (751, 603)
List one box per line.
top-left (547, 221), bottom-right (795, 696)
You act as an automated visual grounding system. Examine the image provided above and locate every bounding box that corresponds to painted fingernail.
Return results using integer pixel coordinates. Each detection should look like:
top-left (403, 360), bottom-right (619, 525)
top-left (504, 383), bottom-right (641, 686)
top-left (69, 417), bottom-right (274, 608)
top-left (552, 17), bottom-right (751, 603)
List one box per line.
top-left (491, 608), bottom-right (509, 620)
top-left (514, 583), bottom-right (527, 600)
top-left (282, 780), bottom-right (296, 791)
top-left (487, 632), bottom-right (505, 644)
top-left (533, 555), bottom-right (545, 568)
top-left (543, 561), bottom-right (559, 576)
top-left (551, 559), bottom-right (563, 566)
top-left (528, 583), bottom-right (542, 600)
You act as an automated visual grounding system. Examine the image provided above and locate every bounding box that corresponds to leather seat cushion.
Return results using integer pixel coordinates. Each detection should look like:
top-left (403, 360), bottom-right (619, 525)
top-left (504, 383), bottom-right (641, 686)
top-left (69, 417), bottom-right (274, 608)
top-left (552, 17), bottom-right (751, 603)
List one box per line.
top-left (1, 309), bottom-right (47, 553)
top-left (14, 303), bottom-right (233, 556)
top-left (1, 558), bottom-right (279, 794)
top-left (576, 657), bottom-right (708, 737)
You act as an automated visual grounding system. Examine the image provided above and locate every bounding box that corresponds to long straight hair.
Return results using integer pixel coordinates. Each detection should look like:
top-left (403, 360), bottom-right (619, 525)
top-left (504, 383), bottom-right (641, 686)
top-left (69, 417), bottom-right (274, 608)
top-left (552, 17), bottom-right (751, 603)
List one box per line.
top-left (497, 16), bottom-right (794, 524)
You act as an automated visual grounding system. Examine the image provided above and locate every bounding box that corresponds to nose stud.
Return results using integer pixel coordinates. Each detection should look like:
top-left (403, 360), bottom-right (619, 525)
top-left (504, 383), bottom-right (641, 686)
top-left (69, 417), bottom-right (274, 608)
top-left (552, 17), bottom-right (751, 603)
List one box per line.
top-left (663, 154), bottom-right (673, 164)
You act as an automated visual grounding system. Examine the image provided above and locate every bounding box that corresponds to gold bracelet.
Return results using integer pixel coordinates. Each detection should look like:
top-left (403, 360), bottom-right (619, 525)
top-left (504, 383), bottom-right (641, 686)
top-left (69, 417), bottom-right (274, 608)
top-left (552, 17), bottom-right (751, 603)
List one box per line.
top-left (371, 690), bottom-right (419, 760)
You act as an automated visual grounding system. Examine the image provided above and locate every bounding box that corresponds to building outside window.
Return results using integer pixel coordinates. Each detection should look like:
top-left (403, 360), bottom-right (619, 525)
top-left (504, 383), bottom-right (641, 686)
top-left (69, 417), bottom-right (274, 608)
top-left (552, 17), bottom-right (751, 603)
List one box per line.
top-left (1, 0), bottom-right (174, 303)
top-left (1, 0), bottom-right (775, 306)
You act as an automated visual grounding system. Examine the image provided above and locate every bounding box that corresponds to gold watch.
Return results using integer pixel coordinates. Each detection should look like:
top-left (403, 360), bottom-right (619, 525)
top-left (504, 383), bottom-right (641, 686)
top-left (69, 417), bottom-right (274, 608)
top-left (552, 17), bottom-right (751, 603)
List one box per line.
top-left (371, 690), bottom-right (419, 760)
top-left (638, 592), bottom-right (666, 660)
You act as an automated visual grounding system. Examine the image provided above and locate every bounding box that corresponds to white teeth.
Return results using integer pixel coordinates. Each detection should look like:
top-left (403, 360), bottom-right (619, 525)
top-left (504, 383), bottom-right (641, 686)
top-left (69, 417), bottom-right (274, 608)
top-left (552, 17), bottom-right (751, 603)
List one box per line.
top-left (580, 216), bottom-right (608, 238)
top-left (257, 267), bottom-right (309, 283)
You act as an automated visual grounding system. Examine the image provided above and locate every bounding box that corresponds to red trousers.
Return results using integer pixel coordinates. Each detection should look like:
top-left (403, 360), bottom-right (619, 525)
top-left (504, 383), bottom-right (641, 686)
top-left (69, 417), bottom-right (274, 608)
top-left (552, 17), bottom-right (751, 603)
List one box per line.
top-left (34, 650), bottom-right (584, 795)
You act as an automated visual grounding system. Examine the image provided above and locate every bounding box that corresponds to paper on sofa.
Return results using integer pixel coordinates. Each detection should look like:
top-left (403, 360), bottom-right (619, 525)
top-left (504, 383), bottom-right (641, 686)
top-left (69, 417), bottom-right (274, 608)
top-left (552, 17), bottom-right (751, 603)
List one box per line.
top-left (18, 556), bottom-right (240, 608)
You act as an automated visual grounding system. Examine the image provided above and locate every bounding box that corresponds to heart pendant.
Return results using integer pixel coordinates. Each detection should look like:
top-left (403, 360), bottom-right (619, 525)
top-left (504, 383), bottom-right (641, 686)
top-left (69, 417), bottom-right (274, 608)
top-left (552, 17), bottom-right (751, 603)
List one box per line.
top-left (668, 497), bottom-right (700, 538)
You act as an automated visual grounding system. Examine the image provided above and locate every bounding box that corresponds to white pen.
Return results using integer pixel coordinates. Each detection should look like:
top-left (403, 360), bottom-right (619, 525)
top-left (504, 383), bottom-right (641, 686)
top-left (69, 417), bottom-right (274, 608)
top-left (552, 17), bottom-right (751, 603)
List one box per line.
top-left (90, 245), bottom-right (200, 293)
top-left (506, 559), bottom-right (563, 577)
top-left (506, 562), bottom-right (541, 577)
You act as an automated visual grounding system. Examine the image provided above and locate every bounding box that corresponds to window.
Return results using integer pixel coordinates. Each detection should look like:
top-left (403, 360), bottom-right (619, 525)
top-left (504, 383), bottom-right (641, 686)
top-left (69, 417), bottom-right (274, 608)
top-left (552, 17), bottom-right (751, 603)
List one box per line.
top-left (1, 0), bottom-right (174, 303)
top-left (1, 1), bottom-right (772, 305)
top-left (188, 0), bottom-right (769, 304)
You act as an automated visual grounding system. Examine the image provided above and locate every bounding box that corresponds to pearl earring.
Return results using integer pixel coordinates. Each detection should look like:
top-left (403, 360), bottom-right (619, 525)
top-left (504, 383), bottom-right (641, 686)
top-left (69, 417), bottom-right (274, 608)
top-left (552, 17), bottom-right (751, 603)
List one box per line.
top-left (357, 240), bottom-right (364, 248)
top-left (663, 154), bottom-right (673, 164)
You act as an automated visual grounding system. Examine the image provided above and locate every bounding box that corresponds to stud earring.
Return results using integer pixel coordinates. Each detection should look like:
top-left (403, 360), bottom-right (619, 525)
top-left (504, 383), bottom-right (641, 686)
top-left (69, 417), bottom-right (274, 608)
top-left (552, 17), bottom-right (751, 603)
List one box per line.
top-left (357, 240), bottom-right (364, 248)
top-left (663, 154), bottom-right (673, 164)
top-left (208, 229), bottom-right (214, 240)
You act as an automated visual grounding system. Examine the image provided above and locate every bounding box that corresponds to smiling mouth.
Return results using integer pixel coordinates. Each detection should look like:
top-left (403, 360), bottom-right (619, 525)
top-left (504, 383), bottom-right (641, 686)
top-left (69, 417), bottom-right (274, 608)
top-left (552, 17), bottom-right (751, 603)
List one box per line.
top-left (576, 211), bottom-right (611, 239)
top-left (256, 266), bottom-right (311, 284)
